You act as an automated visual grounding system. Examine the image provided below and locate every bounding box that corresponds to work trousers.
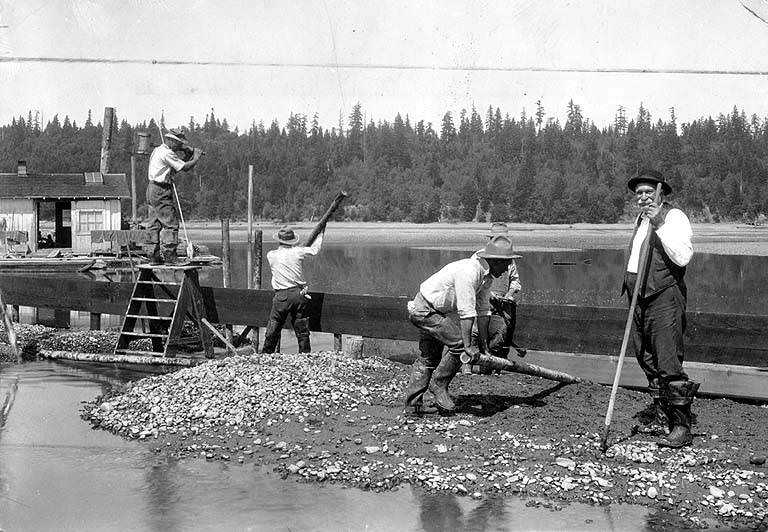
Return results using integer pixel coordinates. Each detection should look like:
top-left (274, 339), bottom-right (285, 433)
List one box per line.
top-left (262, 286), bottom-right (311, 353)
top-left (408, 292), bottom-right (465, 366)
top-left (629, 283), bottom-right (688, 386)
top-left (146, 181), bottom-right (179, 253)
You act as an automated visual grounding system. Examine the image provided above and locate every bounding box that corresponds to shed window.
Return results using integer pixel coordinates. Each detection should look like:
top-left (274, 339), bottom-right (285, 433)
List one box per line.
top-left (84, 172), bottom-right (104, 183)
top-left (77, 210), bottom-right (104, 233)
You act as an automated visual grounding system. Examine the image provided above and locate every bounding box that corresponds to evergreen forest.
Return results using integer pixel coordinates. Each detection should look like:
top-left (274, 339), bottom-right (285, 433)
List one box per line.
top-left (1, 102), bottom-right (766, 224)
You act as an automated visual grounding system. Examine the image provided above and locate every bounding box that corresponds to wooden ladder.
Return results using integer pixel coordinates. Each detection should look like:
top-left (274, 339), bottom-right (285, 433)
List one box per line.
top-left (114, 264), bottom-right (213, 358)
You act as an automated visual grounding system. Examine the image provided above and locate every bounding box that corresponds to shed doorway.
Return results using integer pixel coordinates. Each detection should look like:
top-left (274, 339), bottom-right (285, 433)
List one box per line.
top-left (37, 200), bottom-right (72, 249)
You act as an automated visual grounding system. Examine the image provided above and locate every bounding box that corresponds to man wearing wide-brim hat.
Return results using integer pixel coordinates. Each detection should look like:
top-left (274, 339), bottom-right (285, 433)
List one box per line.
top-left (145, 127), bottom-right (203, 265)
top-left (261, 226), bottom-right (324, 354)
top-left (623, 169), bottom-right (697, 448)
top-left (403, 235), bottom-right (520, 416)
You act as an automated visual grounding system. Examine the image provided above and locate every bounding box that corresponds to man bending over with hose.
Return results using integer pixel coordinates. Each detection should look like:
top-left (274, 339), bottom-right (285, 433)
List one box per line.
top-left (146, 128), bottom-right (203, 265)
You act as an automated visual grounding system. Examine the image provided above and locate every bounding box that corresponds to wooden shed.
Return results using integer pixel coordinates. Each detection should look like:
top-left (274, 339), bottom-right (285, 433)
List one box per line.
top-left (0, 161), bottom-right (130, 254)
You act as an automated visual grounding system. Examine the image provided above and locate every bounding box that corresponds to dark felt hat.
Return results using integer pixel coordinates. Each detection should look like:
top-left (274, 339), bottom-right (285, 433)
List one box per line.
top-left (627, 169), bottom-right (672, 195)
top-left (477, 235), bottom-right (522, 260)
top-left (274, 226), bottom-right (300, 245)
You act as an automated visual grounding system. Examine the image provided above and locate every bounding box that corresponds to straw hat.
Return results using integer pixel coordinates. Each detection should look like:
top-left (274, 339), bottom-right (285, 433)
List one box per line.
top-left (273, 226), bottom-right (300, 245)
top-left (164, 128), bottom-right (190, 147)
top-left (477, 235), bottom-right (522, 260)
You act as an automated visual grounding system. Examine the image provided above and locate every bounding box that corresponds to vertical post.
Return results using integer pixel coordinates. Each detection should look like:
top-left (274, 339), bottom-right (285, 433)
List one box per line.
top-left (11, 305), bottom-right (19, 322)
top-left (100, 107), bottom-right (114, 174)
top-left (221, 218), bottom-right (233, 343)
top-left (247, 165), bottom-right (254, 290)
top-left (89, 312), bottom-right (101, 331)
top-left (130, 154), bottom-right (137, 226)
top-left (252, 228), bottom-right (263, 351)
top-left (254, 229), bottom-right (262, 290)
top-left (334, 334), bottom-right (342, 352)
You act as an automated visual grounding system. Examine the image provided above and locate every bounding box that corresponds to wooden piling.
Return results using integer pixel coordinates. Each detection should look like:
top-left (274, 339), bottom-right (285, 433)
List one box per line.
top-left (252, 228), bottom-right (263, 350)
top-left (247, 165), bottom-right (254, 290)
top-left (99, 107), bottom-right (114, 174)
top-left (334, 333), bottom-right (343, 352)
top-left (221, 218), bottom-right (233, 342)
top-left (89, 312), bottom-right (101, 331)
top-left (11, 305), bottom-right (19, 322)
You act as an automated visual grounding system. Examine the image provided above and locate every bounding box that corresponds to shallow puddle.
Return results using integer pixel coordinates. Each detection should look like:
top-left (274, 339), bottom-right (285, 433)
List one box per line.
top-left (1, 362), bottom-right (676, 531)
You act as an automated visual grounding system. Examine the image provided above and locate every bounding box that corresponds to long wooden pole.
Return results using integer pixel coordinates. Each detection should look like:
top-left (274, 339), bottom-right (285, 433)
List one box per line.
top-left (247, 165), bottom-right (254, 290)
top-left (460, 352), bottom-right (581, 384)
top-left (221, 218), bottom-right (233, 342)
top-left (600, 182), bottom-right (663, 452)
top-left (303, 191), bottom-right (347, 246)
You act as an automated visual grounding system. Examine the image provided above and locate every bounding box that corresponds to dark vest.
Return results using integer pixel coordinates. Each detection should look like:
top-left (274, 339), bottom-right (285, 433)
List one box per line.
top-left (622, 203), bottom-right (687, 299)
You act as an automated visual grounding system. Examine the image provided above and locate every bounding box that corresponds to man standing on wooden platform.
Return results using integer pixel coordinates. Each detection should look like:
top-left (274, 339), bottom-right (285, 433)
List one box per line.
top-left (146, 128), bottom-right (202, 265)
top-left (261, 226), bottom-right (323, 354)
top-left (403, 235), bottom-right (519, 416)
top-left (624, 169), bottom-right (697, 448)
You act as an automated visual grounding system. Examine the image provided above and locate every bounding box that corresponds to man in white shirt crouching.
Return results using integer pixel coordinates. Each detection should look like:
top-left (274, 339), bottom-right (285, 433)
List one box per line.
top-left (403, 235), bottom-right (520, 416)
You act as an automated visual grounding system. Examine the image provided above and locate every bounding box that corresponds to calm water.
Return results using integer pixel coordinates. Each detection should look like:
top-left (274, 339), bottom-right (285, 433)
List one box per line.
top-left (200, 243), bottom-right (768, 315)
top-left (0, 362), bottom-right (662, 532)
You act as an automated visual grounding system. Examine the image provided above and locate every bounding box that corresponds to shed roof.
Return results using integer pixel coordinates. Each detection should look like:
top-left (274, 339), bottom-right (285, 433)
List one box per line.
top-left (0, 173), bottom-right (130, 199)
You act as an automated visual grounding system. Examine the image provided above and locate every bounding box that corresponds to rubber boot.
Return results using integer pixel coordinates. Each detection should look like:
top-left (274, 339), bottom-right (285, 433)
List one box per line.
top-left (294, 317), bottom-right (311, 353)
top-left (261, 319), bottom-right (282, 354)
top-left (658, 405), bottom-right (692, 448)
top-left (658, 381), bottom-right (699, 448)
top-left (146, 243), bottom-right (163, 265)
top-left (428, 353), bottom-right (462, 413)
top-left (404, 360), bottom-right (438, 416)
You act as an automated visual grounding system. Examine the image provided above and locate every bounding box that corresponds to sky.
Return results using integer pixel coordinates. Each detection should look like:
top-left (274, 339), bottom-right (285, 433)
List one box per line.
top-left (3, 0), bottom-right (768, 132)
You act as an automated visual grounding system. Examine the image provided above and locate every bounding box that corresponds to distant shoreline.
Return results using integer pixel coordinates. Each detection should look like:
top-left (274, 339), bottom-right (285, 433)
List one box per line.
top-left (183, 221), bottom-right (768, 256)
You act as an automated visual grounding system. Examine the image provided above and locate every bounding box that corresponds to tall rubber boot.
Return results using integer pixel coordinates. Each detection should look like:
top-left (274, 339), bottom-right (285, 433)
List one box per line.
top-left (145, 243), bottom-right (163, 265)
top-left (404, 360), bottom-right (437, 416)
top-left (261, 319), bottom-right (282, 354)
top-left (294, 318), bottom-right (311, 353)
top-left (428, 353), bottom-right (462, 413)
top-left (658, 381), bottom-right (699, 448)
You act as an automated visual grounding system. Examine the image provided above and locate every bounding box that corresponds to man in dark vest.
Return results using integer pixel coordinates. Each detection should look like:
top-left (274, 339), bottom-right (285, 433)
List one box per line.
top-left (623, 169), bottom-right (697, 448)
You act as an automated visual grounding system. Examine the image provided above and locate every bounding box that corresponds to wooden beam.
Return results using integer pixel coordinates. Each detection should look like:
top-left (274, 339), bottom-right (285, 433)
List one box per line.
top-left (1, 275), bottom-right (768, 367)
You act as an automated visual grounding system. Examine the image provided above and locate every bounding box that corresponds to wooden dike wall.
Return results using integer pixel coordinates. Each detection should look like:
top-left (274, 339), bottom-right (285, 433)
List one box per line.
top-left (1, 275), bottom-right (766, 400)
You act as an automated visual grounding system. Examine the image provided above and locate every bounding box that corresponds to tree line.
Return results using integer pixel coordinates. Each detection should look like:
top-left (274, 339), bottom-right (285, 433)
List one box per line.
top-left (1, 102), bottom-right (767, 224)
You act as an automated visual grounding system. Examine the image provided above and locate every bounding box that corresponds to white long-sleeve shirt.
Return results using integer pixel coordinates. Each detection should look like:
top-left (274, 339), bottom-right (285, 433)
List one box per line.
top-left (419, 256), bottom-right (494, 319)
top-left (267, 233), bottom-right (323, 289)
top-left (627, 207), bottom-right (693, 273)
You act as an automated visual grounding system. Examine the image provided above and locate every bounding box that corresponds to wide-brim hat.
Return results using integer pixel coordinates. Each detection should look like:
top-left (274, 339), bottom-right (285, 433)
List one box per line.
top-left (477, 235), bottom-right (522, 260)
top-left (165, 128), bottom-right (190, 147)
top-left (274, 226), bottom-right (300, 245)
top-left (627, 169), bottom-right (672, 195)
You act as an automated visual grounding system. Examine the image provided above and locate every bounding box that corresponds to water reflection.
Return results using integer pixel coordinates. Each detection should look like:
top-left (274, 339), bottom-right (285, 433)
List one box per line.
top-left (0, 362), bottom-right (662, 531)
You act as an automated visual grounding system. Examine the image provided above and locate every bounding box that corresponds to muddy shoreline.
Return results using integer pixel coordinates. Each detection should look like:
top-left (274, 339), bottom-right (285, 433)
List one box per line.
top-left (78, 351), bottom-right (768, 531)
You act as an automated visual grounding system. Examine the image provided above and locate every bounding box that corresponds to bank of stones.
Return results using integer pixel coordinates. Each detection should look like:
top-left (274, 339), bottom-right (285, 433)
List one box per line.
top-left (79, 352), bottom-right (768, 530)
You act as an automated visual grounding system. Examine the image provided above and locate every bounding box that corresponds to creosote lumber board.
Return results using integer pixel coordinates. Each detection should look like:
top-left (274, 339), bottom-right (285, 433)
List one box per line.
top-left (1, 275), bottom-right (767, 367)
